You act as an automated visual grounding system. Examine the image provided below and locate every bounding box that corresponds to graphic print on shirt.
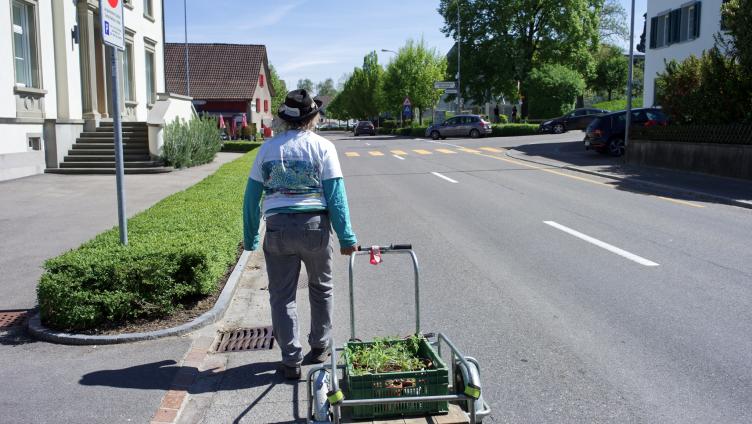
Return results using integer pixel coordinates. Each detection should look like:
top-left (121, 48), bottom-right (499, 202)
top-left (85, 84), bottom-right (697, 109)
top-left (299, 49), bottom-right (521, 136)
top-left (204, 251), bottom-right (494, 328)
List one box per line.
top-left (261, 159), bottom-right (322, 198)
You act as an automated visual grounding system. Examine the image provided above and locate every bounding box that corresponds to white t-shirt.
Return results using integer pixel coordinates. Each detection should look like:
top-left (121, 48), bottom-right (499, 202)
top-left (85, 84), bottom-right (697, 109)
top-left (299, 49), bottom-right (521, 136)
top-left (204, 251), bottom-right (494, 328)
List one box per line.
top-left (250, 129), bottom-right (343, 214)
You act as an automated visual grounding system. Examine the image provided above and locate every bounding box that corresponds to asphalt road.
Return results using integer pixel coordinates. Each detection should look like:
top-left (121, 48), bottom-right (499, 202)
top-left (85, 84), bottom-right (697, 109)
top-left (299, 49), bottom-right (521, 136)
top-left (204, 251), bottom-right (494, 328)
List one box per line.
top-left (323, 131), bottom-right (752, 423)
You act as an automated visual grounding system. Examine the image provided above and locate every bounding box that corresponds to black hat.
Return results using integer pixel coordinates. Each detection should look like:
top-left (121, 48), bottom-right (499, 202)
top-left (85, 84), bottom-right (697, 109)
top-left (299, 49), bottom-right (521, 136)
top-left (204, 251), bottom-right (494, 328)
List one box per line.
top-left (277, 89), bottom-right (323, 122)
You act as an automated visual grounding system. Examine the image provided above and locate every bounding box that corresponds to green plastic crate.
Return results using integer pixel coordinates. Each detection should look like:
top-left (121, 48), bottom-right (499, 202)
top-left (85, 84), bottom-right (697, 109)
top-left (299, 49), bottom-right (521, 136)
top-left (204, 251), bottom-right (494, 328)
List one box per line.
top-left (343, 338), bottom-right (449, 419)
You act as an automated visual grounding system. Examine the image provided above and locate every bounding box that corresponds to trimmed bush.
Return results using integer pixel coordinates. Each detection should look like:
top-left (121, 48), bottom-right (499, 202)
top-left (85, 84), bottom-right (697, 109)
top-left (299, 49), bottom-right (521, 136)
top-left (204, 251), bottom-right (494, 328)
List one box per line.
top-left (381, 120), bottom-right (398, 129)
top-left (592, 97), bottom-right (643, 111)
top-left (396, 128), bottom-right (413, 136)
top-left (491, 124), bottom-right (539, 137)
top-left (221, 141), bottom-right (263, 153)
top-left (527, 64), bottom-right (586, 119)
top-left (37, 152), bottom-right (258, 331)
top-left (162, 116), bottom-right (222, 168)
top-left (411, 127), bottom-right (428, 137)
top-left (377, 127), bottom-right (393, 135)
top-left (497, 114), bottom-right (509, 124)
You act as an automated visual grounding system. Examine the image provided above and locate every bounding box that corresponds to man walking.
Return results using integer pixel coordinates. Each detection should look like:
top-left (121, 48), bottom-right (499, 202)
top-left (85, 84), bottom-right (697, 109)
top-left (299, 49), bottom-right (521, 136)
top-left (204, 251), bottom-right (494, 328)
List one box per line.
top-left (243, 89), bottom-right (358, 379)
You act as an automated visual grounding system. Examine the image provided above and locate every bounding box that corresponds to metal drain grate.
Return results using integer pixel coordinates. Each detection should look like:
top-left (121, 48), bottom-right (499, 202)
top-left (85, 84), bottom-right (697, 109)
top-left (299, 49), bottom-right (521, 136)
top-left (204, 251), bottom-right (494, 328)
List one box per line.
top-left (0, 310), bottom-right (29, 329)
top-left (213, 326), bottom-right (274, 353)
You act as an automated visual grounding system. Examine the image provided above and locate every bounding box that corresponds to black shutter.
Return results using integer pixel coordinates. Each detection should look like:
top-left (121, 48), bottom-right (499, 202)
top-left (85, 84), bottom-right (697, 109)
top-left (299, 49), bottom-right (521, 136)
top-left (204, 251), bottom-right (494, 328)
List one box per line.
top-left (693, 2), bottom-right (702, 38)
top-left (671, 9), bottom-right (682, 44)
top-left (650, 17), bottom-right (658, 48)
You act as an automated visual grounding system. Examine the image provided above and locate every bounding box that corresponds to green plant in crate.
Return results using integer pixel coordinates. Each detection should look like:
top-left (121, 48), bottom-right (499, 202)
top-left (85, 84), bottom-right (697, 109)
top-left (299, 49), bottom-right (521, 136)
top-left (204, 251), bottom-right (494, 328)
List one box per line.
top-left (344, 336), bottom-right (449, 419)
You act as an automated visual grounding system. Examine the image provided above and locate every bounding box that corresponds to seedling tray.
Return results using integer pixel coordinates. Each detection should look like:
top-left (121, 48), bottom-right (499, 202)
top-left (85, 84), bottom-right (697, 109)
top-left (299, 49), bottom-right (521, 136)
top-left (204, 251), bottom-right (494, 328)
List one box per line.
top-left (343, 338), bottom-right (449, 419)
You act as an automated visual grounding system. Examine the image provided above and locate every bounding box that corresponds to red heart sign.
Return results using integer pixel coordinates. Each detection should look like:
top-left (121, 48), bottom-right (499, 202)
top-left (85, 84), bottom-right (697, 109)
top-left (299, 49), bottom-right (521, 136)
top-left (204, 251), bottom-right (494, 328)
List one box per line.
top-left (108, 0), bottom-right (119, 8)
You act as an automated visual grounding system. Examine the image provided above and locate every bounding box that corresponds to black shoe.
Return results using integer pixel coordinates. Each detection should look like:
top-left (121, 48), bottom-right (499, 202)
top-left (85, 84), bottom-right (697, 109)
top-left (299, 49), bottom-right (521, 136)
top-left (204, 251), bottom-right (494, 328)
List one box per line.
top-left (307, 346), bottom-right (331, 364)
top-left (283, 364), bottom-right (301, 380)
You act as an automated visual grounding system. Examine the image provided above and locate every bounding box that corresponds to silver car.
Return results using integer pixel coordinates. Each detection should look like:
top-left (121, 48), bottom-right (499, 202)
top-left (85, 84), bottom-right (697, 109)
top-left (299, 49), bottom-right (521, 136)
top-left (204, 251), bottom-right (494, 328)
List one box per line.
top-left (426, 115), bottom-right (492, 139)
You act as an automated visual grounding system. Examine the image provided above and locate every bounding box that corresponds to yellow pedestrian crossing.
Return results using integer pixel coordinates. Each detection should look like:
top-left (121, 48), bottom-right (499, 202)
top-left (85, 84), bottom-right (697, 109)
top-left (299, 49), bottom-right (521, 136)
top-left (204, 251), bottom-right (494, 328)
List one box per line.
top-left (343, 147), bottom-right (503, 157)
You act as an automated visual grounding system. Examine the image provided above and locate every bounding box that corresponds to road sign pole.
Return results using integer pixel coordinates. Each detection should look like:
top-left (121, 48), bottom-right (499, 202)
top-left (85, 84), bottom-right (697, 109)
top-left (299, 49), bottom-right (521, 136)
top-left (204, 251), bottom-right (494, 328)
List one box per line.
top-left (109, 46), bottom-right (128, 245)
top-left (624, 0), bottom-right (636, 152)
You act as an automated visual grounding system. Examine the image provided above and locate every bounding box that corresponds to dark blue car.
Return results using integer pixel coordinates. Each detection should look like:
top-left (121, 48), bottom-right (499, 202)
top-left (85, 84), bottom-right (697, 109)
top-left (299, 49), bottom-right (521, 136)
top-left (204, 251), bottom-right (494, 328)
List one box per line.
top-left (584, 108), bottom-right (668, 156)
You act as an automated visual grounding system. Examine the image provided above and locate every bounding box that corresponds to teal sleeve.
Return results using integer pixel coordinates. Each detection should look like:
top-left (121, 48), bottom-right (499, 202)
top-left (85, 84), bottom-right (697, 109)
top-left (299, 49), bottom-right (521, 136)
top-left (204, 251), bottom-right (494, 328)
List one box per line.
top-left (322, 177), bottom-right (357, 248)
top-left (242, 178), bottom-right (264, 251)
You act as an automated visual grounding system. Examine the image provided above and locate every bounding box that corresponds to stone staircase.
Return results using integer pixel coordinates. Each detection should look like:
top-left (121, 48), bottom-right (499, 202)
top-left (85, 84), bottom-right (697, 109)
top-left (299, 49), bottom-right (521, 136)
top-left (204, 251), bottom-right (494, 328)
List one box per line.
top-left (46, 121), bottom-right (172, 175)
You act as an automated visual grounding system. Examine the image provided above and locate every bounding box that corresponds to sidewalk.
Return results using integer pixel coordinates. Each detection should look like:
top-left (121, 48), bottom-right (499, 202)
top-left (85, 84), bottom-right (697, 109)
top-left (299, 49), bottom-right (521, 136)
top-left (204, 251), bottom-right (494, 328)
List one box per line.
top-left (508, 141), bottom-right (752, 209)
top-left (0, 152), bottom-right (242, 310)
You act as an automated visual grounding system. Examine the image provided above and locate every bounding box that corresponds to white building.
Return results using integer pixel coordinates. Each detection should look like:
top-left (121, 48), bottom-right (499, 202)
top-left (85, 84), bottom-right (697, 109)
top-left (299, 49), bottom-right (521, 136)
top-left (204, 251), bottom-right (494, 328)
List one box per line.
top-left (643, 0), bottom-right (725, 107)
top-left (0, 0), bottom-right (173, 181)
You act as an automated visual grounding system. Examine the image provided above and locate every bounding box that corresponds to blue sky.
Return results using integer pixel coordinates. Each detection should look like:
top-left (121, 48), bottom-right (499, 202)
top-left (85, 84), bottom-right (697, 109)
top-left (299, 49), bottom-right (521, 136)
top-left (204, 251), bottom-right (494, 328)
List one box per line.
top-left (164, 0), bottom-right (647, 90)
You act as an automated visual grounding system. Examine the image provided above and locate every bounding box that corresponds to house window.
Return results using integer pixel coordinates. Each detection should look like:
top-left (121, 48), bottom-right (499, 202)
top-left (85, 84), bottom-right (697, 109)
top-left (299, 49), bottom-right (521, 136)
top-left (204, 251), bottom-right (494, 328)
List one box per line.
top-left (145, 43), bottom-right (156, 105)
top-left (11, 0), bottom-right (40, 88)
top-left (256, 99), bottom-right (261, 113)
top-left (264, 100), bottom-right (269, 112)
top-left (259, 74), bottom-right (264, 87)
top-left (122, 41), bottom-right (135, 101)
top-left (649, 2), bottom-right (702, 49)
top-left (143, 0), bottom-right (153, 19)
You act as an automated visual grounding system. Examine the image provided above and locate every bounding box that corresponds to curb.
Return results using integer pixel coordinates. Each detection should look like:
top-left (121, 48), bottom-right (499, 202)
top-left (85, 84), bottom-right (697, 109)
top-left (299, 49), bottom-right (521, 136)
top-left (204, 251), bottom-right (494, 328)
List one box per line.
top-left (27, 250), bottom-right (251, 345)
top-left (505, 149), bottom-right (752, 210)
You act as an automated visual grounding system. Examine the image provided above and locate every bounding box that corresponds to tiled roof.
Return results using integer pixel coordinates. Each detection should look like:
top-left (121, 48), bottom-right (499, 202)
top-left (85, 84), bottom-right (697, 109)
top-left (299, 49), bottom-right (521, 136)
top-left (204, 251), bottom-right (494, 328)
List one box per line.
top-left (165, 43), bottom-right (270, 100)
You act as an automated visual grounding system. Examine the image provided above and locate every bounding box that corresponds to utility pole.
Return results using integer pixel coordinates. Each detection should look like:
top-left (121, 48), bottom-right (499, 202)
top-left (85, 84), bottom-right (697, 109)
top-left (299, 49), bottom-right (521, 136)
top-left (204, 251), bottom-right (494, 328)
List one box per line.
top-left (624, 0), bottom-right (636, 153)
top-left (184, 0), bottom-right (190, 96)
top-left (456, 0), bottom-right (461, 114)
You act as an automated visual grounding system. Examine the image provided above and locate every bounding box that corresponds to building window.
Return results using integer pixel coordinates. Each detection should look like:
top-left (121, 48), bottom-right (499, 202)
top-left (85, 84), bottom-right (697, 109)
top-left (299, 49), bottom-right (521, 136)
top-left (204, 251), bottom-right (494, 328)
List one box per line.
top-left (27, 136), bottom-right (41, 151)
top-left (264, 100), bottom-right (269, 112)
top-left (650, 2), bottom-right (702, 49)
top-left (256, 99), bottom-right (261, 113)
top-left (145, 44), bottom-right (156, 105)
top-left (259, 74), bottom-right (264, 87)
top-left (11, 0), bottom-right (40, 88)
top-left (143, 0), bottom-right (153, 19)
top-left (122, 41), bottom-right (135, 101)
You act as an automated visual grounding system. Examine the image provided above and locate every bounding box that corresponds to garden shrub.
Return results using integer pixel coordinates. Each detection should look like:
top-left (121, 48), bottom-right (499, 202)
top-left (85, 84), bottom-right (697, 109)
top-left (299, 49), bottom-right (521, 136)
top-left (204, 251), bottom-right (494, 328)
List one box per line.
top-left (497, 114), bottom-right (509, 124)
top-left (162, 116), bottom-right (222, 168)
top-left (491, 124), bottom-right (539, 137)
top-left (527, 64), bottom-right (586, 119)
top-left (411, 127), bottom-right (428, 137)
top-left (221, 141), bottom-right (263, 153)
top-left (592, 97), bottom-right (643, 111)
top-left (381, 120), bottom-right (398, 129)
top-left (377, 127), bottom-right (393, 135)
top-left (37, 152), bottom-right (257, 331)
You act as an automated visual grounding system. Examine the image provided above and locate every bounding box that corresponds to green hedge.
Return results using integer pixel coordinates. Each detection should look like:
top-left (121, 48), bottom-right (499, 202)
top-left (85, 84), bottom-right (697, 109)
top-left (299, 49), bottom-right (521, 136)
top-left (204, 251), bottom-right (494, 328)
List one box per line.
top-left (632, 124), bottom-right (752, 145)
top-left (592, 97), bottom-right (643, 111)
top-left (162, 116), bottom-right (222, 168)
top-left (491, 124), bottom-right (539, 136)
top-left (377, 127), bottom-right (393, 135)
top-left (37, 152), bottom-right (257, 331)
top-left (221, 141), bottom-right (263, 153)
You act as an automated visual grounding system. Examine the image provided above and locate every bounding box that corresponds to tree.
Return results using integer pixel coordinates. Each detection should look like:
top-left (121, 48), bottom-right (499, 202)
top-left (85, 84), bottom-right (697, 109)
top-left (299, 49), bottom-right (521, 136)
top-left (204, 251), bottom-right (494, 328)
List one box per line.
top-left (333, 52), bottom-right (384, 120)
top-left (438, 0), bottom-right (602, 117)
top-left (315, 78), bottom-right (338, 98)
top-left (599, 0), bottom-right (629, 44)
top-left (721, 0), bottom-right (752, 76)
top-left (268, 64), bottom-right (287, 114)
top-left (381, 38), bottom-right (447, 125)
top-left (591, 44), bottom-right (628, 100)
top-left (527, 64), bottom-right (586, 118)
top-left (297, 78), bottom-right (315, 93)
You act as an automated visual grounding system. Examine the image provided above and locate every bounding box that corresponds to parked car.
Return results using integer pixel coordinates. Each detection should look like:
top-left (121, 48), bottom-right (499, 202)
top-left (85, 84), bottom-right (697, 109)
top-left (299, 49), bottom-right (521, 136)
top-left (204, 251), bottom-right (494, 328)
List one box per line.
top-left (584, 108), bottom-right (668, 156)
top-left (353, 121), bottom-right (375, 136)
top-left (426, 115), bottom-right (492, 139)
top-left (539, 108), bottom-right (610, 134)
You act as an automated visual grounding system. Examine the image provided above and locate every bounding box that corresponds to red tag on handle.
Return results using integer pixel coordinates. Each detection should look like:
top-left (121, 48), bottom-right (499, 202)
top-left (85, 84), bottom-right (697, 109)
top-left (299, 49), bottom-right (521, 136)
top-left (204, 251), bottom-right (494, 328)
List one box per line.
top-left (370, 246), bottom-right (382, 265)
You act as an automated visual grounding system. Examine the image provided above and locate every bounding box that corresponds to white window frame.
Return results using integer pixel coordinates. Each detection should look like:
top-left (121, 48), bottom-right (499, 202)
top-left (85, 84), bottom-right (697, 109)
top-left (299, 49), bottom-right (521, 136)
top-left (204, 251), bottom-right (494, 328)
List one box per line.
top-left (144, 40), bottom-right (157, 106)
top-left (10, 0), bottom-right (41, 88)
top-left (143, 0), bottom-right (154, 21)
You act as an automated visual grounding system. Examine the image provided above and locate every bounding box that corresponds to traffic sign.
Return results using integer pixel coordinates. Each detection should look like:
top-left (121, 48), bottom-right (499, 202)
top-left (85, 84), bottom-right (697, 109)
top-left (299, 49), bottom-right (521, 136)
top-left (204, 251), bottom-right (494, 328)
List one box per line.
top-left (100, 0), bottom-right (125, 50)
top-left (403, 97), bottom-right (412, 107)
top-left (434, 81), bottom-right (456, 89)
top-left (444, 88), bottom-right (458, 94)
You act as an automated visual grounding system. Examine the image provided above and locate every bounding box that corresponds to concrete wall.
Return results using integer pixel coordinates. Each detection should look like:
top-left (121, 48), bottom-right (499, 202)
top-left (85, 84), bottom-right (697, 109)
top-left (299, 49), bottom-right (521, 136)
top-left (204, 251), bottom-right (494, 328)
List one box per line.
top-left (627, 139), bottom-right (752, 180)
top-left (146, 93), bottom-right (196, 157)
top-left (643, 0), bottom-right (724, 107)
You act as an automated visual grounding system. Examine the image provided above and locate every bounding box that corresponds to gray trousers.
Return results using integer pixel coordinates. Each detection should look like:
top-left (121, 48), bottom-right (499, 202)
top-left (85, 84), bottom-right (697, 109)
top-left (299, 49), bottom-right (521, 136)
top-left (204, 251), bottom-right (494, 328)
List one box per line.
top-left (263, 212), bottom-right (333, 366)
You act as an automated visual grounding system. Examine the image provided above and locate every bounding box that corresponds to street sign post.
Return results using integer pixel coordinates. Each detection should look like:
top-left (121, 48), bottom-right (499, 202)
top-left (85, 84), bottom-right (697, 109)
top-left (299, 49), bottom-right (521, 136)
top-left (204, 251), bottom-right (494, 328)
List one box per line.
top-left (99, 0), bottom-right (128, 245)
top-left (434, 81), bottom-right (456, 89)
top-left (402, 97), bottom-right (412, 123)
top-left (444, 88), bottom-right (458, 94)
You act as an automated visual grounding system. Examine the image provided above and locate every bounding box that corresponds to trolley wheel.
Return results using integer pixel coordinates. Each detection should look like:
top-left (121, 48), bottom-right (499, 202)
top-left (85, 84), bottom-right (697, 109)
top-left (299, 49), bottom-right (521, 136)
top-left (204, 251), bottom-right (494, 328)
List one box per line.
top-left (312, 369), bottom-right (331, 422)
top-left (454, 360), bottom-right (484, 422)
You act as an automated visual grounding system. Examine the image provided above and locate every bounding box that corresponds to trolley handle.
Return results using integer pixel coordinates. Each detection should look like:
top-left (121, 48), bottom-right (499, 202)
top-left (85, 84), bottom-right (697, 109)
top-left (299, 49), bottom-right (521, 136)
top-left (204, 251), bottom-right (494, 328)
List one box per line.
top-left (356, 243), bottom-right (412, 252)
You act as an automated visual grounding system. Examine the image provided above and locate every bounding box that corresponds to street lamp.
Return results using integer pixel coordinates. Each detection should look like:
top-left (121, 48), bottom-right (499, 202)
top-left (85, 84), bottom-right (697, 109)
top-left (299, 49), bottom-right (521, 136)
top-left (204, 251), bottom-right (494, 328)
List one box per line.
top-left (183, 0), bottom-right (190, 96)
top-left (624, 0), bottom-right (636, 154)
